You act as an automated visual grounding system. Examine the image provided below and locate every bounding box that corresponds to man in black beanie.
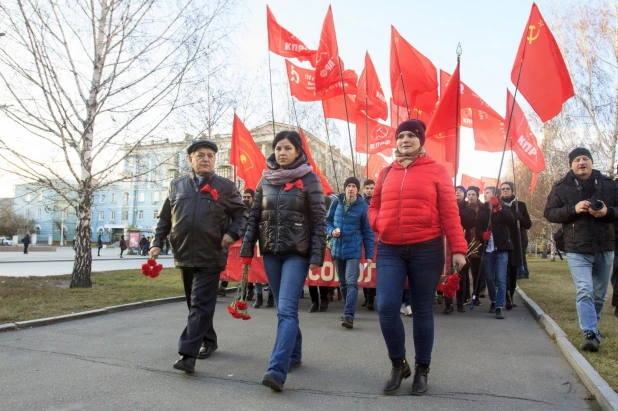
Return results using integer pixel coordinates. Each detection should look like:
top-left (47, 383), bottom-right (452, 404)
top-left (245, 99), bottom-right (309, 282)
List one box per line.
top-left (544, 147), bottom-right (618, 352)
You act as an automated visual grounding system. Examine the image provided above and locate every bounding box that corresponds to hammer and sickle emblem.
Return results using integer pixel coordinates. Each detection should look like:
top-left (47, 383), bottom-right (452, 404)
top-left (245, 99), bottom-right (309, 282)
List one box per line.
top-left (290, 66), bottom-right (299, 84)
top-left (527, 21), bottom-right (542, 44)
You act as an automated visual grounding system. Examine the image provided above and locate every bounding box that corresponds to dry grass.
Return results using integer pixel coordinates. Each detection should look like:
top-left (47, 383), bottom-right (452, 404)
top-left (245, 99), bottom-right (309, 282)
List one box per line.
top-left (519, 257), bottom-right (618, 392)
top-left (0, 268), bottom-right (184, 323)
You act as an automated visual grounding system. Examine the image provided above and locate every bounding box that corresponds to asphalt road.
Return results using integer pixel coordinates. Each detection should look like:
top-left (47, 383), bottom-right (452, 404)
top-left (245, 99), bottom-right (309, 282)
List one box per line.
top-left (0, 293), bottom-right (600, 410)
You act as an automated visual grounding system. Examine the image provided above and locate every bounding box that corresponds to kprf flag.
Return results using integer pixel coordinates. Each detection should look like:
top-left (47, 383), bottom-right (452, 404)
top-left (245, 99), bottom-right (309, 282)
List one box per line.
top-left (506, 89), bottom-right (545, 193)
top-left (511, 3), bottom-right (574, 122)
top-left (322, 94), bottom-right (357, 123)
top-left (286, 60), bottom-right (357, 101)
top-left (440, 70), bottom-right (505, 152)
top-left (390, 98), bottom-right (433, 128)
top-left (355, 117), bottom-right (396, 154)
top-left (315, 6), bottom-right (343, 96)
top-left (390, 26), bottom-right (438, 110)
top-left (267, 6), bottom-right (316, 65)
top-left (230, 114), bottom-right (266, 190)
top-left (356, 52), bottom-right (388, 121)
top-left (461, 174), bottom-right (485, 192)
top-left (299, 128), bottom-right (333, 194)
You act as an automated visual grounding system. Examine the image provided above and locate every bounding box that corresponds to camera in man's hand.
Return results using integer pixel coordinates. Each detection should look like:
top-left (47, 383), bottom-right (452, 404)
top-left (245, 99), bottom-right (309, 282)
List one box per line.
top-left (590, 199), bottom-right (604, 211)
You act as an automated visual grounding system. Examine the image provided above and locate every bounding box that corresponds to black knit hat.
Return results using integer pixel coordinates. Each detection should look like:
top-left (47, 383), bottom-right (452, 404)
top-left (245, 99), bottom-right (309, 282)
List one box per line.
top-left (344, 176), bottom-right (361, 191)
top-left (467, 186), bottom-right (480, 196)
top-left (186, 139), bottom-right (218, 155)
top-left (568, 147), bottom-right (593, 166)
top-left (395, 119), bottom-right (426, 146)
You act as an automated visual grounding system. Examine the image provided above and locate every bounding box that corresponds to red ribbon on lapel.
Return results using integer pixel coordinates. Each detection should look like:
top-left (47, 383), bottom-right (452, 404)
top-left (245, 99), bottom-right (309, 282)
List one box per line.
top-left (200, 184), bottom-right (219, 201)
top-left (284, 179), bottom-right (304, 191)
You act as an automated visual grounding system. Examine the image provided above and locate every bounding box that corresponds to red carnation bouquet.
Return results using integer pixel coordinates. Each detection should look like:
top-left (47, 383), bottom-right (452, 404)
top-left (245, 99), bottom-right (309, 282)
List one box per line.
top-left (141, 258), bottom-right (163, 278)
top-left (436, 241), bottom-right (482, 298)
top-left (228, 264), bottom-right (252, 320)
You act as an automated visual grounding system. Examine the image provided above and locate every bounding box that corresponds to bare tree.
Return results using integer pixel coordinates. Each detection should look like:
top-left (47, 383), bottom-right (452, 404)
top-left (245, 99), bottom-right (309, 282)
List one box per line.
top-left (551, 0), bottom-right (618, 175)
top-left (0, 0), bottom-right (241, 287)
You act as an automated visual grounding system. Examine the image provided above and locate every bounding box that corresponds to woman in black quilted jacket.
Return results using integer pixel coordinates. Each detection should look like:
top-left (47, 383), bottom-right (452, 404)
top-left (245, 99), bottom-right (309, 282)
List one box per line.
top-left (240, 130), bottom-right (326, 392)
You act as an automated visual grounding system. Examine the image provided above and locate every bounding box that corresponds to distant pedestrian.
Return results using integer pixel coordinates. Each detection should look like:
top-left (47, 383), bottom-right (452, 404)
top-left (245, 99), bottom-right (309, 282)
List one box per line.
top-left (97, 234), bottom-right (103, 257)
top-left (164, 238), bottom-right (170, 255)
top-left (119, 235), bottom-right (127, 258)
top-left (22, 232), bottom-right (31, 254)
top-left (139, 235), bottom-right (149, 256)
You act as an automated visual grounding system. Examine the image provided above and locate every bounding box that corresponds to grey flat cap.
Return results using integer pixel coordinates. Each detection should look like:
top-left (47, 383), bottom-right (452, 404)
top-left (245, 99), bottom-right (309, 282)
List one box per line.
top-left (186, 139), bottom-right (218, 154)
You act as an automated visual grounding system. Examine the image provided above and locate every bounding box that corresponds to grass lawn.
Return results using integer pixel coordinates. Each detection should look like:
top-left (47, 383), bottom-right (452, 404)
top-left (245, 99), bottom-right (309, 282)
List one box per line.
top-left (0, 268), bottom-right (184, 324)
top-left (519, 256), bottom-right (618, 393)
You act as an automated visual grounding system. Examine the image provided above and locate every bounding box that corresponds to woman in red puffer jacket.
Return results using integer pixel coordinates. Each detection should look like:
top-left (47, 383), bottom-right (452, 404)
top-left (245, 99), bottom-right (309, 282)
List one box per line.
top-left (368, 119), bottom-right (467, 397)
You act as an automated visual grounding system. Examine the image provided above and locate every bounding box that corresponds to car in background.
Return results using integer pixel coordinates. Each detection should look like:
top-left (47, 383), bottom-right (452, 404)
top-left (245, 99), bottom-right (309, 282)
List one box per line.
top-left (0, 237), bottom-right (14, 246)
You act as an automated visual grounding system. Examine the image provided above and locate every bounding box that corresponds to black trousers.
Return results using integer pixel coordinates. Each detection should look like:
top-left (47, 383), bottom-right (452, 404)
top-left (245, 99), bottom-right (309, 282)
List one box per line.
top-left (23, 244), bottom-right (29, 254)
top-left (362, 287), bottom-right (376, 301)
top-left (506, 265), bottom-right (519, 303)
top-left (469, 256), bottom-right (485, 297)
top-left (309, 285), bottom-right (328, 303)
top-left (178, 267), bottom-right (222, 358)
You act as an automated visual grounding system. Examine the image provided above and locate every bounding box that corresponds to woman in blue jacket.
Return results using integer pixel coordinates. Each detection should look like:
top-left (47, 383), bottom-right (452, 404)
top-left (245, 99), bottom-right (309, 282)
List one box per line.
top-left (327, 177), bottom-right (375, 329)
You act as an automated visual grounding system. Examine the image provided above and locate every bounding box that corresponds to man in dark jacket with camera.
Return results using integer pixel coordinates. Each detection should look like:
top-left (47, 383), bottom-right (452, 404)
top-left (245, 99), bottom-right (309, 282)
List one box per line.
top-left (151, 139), bottom-right (248, 373)
top-left (544, 147), bottom-right (618, 352)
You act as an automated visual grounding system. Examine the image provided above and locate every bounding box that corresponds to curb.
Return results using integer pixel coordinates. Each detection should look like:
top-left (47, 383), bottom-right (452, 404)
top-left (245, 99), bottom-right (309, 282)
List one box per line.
top-left (0, 256), bottom-right (175, 264)
top-left (517, 288), bottom-right (618, 411)
top-left (1, 296), bottom-right (185, 332)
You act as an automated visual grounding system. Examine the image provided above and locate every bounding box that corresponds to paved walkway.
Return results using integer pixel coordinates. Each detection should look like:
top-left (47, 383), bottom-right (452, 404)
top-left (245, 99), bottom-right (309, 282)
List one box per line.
top-left (0, 292), bottom-right (600, 410)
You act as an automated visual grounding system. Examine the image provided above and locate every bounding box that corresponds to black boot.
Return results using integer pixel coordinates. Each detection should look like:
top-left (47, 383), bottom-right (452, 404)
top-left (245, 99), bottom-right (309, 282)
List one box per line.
top-left (265, 292), bottom-right (274, 308)
top-left (309, 302), bottom-right (318, 313)
top-left (247, 287), bottom-right (255, 301)
top-left (383, 357), bottom-right (411, 394)
top-left (411, 362), bottom-right (429, 396)
top-left (367, 295), bottom-right (375, 311)
top-left (443, 304), bottom-right (454, 314)
top-left (253, 294), bottom-right (263, 308)
top-left (319, 300), bottom-right (329, 312)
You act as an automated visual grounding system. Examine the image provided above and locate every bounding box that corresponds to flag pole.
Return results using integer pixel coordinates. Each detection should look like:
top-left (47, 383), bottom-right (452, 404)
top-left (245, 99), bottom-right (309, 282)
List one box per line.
top-left (454, 43), bottom-right (462, 189)
top-left (323, 116), bottom-right (341, 193)
top-left (509, 138), bottom-right (527, 282)
top-left (393, 43), bottom-right (412, 119)
top-left (267, 52), bottom-right (277, 138)
top-left (338, 56), bottom-right (357, 178)
top-left (470, 58), bottom-right (526, 311)
top-left (365, 96), bottom-right (369, 180)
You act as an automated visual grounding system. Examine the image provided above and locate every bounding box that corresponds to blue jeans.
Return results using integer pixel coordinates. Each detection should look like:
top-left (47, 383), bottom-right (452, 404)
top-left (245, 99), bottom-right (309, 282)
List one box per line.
top-left (376, 237), bottom-right (444, 365)
top-left (262, 253), bottom-right (309, 382)
top-left (334, 258), bottom-right (360, 319)
top-left (566, 252), bottom-right (613, 340)
top-left (483, 251), bottom-right (509, 308)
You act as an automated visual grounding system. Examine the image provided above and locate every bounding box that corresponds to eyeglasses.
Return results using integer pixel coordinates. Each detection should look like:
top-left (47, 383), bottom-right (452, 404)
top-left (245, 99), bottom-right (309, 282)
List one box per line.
top-left (500, 188), bottom-right (511, 191)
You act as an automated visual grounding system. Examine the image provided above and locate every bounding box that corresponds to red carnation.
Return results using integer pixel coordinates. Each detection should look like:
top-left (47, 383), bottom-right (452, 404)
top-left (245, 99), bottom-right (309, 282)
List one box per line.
top-left (235, 301), bottom-right (248, 310)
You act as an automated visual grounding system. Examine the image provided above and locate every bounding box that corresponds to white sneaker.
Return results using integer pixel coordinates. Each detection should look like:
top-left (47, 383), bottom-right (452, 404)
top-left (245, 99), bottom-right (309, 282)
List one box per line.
top-left (400, 304), bottom-right (407, 315)
top-left (404, 305), bottom-right (412, 316)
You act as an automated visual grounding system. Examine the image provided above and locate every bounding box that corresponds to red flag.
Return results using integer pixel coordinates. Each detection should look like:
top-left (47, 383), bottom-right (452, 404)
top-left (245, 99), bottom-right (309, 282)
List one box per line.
top-left (426, 62), bottom-right (461, 176)
top-left (315, 6), bottom-right (342, 96)
top-left (363, 153), bottom-right (391, 180)
top-left (322, 94), bottom-right (357, 123)
top-left (481, 176), bottom-right (499, 188)
top-left (390, 26), bottom-right (438, 109)
top-left (356, 52), bottom-right (388, 121)
top-left (511, 3), bottom-right (574, 122)
top-left (267, 6), bottom-right (316, 65)
top-left (355, 117), bottom-right (396, 154)
top-left (506, 89), bottom-right (545, 192)
top-left (390, 98), bottom-right (434, 128)
top-left (440, 70), bottom-right (506, 152)
top-left (286, 60), bottom-right (357, 102)
top-left (461, 174), bottom-right (486, 192)
top-left (230, 114), bottom-right (266, 190)
top-left (299, 128), bottom-right (333, 193)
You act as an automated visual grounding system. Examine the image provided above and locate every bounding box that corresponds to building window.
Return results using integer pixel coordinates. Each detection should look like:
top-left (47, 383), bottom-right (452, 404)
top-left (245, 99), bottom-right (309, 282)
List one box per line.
top-left (122, 192), bottom-right (129, 206)
top-left (100, 194), bottom-right (106, 203)
top-left (153, 210), bottom-right (158, 219)
top-left (36, 209), bottom-right (42, 218)
top-left (98, 211), bottom-right (104, 221)
top-left (38, 192), bottom-right (43, 201)
top-left (25, 208), bottom-right (30, 218)
top-left (122, 210), bottom-right (129, 220)
top-left (218, 167), bottom-right (231, 179)
top-left (25, 193), bottom-right (31, 202)
top-left (35, 226), bottom-right (41, 235)
top-left (112, 193), bottom-right (117, 203)
top-left (111, 211), bottom-right (116, 221)
top-left (137, 210), bottom-right (144, 220)
top-left (153, 192), bottom-right (160, 202)
top-left (138, 192), bottom-right (145, 202)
